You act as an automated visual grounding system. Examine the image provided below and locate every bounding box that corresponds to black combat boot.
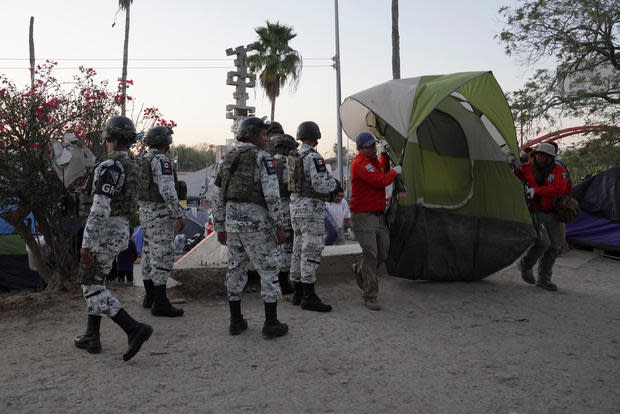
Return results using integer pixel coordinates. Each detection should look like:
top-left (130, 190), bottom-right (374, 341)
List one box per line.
top-left (111, 308), bottom-right (153, 361)
top-left (262, 301), bottom-right (288, 339)
top-left (291, 282), bottom-right (303, 306)
top-left (301, 282), bottom-right (332, 312)
top-left (278, 271), bottom-right (295, 295)
top-left (151, 284), bottom-right (184, 317)
top-left (142, 279), bottom-right (155, 308)
top-left (228, 300), bottom-right (248, 336)
top-left (74, 314), bottom-right (102, 354)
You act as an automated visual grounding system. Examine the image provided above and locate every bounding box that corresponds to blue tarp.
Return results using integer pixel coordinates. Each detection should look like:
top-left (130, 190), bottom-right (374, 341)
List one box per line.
top-left (566, 212), bottom-right (620, 251)
top-left (0, 206), bottom-right (37, 235)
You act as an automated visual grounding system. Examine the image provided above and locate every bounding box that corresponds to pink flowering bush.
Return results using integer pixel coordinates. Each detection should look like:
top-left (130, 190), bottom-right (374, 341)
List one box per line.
top-left (0, 64), bottom-right (175, 291)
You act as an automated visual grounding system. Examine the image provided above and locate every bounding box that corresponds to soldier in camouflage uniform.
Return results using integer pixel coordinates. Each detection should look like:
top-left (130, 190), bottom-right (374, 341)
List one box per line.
top-left (288, 121), bottom-right (339, 312)
top-left (265, 133), bottom-right (298, 295)
top-left (213, 116), bottom-right (289, 339)
top-left (75, 116), bottom-right (153, 362)
top-left (266, 121), bottom-right (284, 140)
top-left (138, 126), bottom-right (185, 317)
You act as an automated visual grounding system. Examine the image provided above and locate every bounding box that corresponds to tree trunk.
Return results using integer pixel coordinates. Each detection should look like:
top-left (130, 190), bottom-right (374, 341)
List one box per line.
top-left (121, 3), bottom-right (131, 116)
top-left (29, 17), bottom-right (35, 88)
top-left (391, 0), bottom-right (400, 80)
top-left (270, 98), bottom-right (276, 122)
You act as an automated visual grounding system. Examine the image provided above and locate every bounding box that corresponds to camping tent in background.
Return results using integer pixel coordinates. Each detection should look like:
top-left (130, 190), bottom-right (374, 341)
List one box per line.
top-left (567, 167), bottom-right (620, 252)
top-left (340, 71), bottom-right (536, 281)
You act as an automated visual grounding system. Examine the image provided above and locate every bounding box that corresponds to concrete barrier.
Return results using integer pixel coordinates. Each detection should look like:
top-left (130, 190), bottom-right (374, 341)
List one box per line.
top-left (172, 234), bottom-right (362, 297)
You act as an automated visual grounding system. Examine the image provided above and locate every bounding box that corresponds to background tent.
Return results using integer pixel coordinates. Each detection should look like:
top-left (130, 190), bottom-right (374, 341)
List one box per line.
top-left (340, 71), bottom-right (536, 281)
top-left (567, 167), bottom-right (620, 252)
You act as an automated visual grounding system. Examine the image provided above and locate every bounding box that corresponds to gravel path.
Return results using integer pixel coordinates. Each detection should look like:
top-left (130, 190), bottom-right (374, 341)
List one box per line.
top-left (1, 250), bottom-right (619, 413)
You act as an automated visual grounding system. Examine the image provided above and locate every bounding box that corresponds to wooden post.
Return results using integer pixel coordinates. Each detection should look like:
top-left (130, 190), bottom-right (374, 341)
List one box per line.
top-left (29, 16), bottom-right (35, 87)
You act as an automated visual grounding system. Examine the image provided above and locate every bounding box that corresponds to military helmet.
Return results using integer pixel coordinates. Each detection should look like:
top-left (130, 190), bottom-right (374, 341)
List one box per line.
top-left (145, 126), bottom-right (173, 147)
top-left (273, 134), bottom-right (299, 154)
top-left (267, 121), bottom-right (284, 135)
top-left (236, 116), bottom-right (270, 142)
top-left (296, 121), bottom-right (321, 141)
top-left (102, 116), bottom-right (137, 143)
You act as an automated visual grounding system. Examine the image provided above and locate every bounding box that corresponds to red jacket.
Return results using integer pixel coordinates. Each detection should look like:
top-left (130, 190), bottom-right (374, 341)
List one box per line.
top-left (350, 153), bottom-right (397, 213)
top-left (514, 161), bottom-right (571, 211)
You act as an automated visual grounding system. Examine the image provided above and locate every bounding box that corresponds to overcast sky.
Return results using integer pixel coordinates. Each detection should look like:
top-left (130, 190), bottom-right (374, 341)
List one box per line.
top-left (2, 0), bottom-right (530, 155)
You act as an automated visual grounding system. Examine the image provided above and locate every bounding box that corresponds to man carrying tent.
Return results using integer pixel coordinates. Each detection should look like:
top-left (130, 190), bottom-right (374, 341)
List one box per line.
top-left (75, 116), bottom-right (152, 361)
top-left (350, 133), bottom-right (400, 310)
top-left (138, 126), bottom-right (185, 317)
top-left (213, 116), bottom-right (289, 339)
top-left (288, 121), bottom-right (339, 312)
top-left (515, 142), bottom-right (571, 291)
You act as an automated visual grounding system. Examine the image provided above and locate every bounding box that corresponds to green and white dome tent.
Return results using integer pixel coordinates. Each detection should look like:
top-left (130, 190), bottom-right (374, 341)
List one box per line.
top-left (340, 71), bottom-right (536, 281)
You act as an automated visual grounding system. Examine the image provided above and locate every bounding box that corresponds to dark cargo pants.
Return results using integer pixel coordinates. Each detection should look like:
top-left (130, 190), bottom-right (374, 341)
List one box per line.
top-left (351, 212), bottom-right (390, 300)
top-left (521, 210), bottom-right (562, 283)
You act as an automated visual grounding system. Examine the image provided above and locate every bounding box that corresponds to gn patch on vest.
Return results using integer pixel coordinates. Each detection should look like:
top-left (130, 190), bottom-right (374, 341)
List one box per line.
top-left (94, 164), bottom-right (122, 197)
top-left (160, 159), bottom-right (173, 175)
top-left (365, 163), bottom-right (375, 173)
top-left (264, 158), bottom-right (276, 175)
top-left (313, 157), bottom-right (327, 173)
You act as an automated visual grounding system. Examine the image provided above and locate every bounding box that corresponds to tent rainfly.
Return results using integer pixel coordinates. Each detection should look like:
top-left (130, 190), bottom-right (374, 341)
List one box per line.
top-left (340, 71), bottom-right (536, 281)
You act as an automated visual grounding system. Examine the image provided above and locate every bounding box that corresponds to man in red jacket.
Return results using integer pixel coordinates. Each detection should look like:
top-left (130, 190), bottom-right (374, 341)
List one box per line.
top-left (514, 142), bottom-right (571, 291)
top-left (350, 133), bottom-right (400, 310)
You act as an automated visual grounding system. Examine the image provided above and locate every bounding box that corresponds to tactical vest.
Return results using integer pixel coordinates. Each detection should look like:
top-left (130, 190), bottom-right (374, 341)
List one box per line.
top-left (138, 151), bottom-right (179, 202)
top-left (78, 153), bottom-right (139, 218)
top-left (220, 146), bottom-right (266, 207)
top-left (287, 148), bottom-right (331, 201)
top-left (273, 155), bottom-right (290, 198)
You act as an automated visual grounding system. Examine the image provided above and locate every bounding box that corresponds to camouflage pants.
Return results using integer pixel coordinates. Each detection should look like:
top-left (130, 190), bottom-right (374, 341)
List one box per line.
top-left (279, 229), bottom-right (294, 272)
top-left (140, 204), bottom-right (175, 286)
top-left (79, 223), bottom-right (128, 317)
top-left (290, 217), bottom-right (325, 284)
top-left (521, 210), bottom-right (562, 283)
top-left (226, 230), bottom-right (282, 303)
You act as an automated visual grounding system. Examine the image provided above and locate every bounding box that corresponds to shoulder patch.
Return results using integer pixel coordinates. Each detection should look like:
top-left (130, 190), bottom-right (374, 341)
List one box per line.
top-left (160, 159), bottom-right (173, 175)
top-left (364, 163), bottom-right (375, 173)
top-left (313, 157), bottom-right (327, 173)
top-left (94, 163), bottom-right (122, 197)
top-left (264, 157), bottom-right (276, 175)
top-left (561, 172), bottom-right (567, 179)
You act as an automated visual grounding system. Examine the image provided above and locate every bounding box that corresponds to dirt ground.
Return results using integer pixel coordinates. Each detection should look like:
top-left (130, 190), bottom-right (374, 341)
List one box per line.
top-left (1, 250), bottom-right (620, 414)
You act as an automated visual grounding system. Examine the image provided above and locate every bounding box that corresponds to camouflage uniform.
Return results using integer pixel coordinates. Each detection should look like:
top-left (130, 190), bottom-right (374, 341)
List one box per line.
top-left (274, 153), bottom-right (293, 272)
top-left (139, 149), bottom-right (182, 286)
top-left (212, 142), bottom-right (284, 303)
top-left (80, 151), bottom-right (135, 317)
top-left (289, 144), bottom-right (338, 284)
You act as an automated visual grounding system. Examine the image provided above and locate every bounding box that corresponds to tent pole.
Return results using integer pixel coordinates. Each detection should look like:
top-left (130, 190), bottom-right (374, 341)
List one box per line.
top-left (333, 0), bottom-right (344, 183)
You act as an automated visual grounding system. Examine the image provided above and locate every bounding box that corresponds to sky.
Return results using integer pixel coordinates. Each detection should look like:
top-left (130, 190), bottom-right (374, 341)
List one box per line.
top-left (2, 0), bottom-right (534, 156)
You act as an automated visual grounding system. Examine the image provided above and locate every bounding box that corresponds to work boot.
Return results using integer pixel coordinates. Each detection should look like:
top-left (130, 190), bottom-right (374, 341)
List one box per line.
top-left (352, 263), bottom-right (364, 290)
top-left (301, 282), bottom-right (332, 312)
top-left (228, 300), bottom-right (248, 336)
top-left (142, 279), bottom-right (155, 308)
top-left (364, 297), bottom-right (382, 311)
top-left (74, 314), bottom-right (102, 354)
top-left (262, 301), bottom-right (288, 339)
top-left (517, 260), bottom-right (535, 284)
top-left (278, 271), bottom-right (295, 295)
top-left (536, 279), bottom-right (558, 291)
top-left (151, 284), bottom-right (184, 317)
top-left (291, 282), bottom-right (303, 306)
top-left (111, 308), bottom-right (153, 361)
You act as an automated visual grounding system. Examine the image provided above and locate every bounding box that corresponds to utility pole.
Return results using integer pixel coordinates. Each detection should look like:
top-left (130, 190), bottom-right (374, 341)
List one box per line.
top-left (29, 17), bottom-right (35, 88)
top-left (225, 45), bottom-right (256, 136)
top-left (333, 0), bottom-right (344, 182)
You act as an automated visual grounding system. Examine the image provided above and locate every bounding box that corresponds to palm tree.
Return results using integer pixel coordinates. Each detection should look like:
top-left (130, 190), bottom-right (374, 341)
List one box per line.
top-left (247, 21), bottom-right (302, 122)
top-left (392, 0), bottom-right (400, 79)
top-left (118, 0), bottom-right (133, 116)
